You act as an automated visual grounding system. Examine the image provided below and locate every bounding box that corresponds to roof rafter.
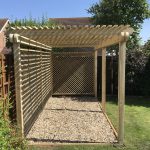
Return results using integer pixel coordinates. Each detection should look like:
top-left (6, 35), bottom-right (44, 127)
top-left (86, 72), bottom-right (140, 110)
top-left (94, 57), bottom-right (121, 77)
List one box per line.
top-left (9, 25), bottom-right (134, 48)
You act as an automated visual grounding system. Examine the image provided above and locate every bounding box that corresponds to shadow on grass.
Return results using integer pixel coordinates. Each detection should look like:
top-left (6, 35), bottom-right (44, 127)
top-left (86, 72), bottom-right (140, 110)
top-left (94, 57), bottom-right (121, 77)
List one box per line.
top-left (106, 96), bottom-right (150, 108)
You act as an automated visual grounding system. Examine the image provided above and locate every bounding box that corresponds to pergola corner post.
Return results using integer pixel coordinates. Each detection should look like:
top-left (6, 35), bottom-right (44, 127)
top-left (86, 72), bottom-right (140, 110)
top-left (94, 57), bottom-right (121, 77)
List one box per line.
top-left (12, 35), bottom-right (24, 137)
top-left (102, 47), bottom-right (106, 112)
top-left (94, 50), bottom-right (98, 97)
top-left (118, 40), bottom-right (126, 145)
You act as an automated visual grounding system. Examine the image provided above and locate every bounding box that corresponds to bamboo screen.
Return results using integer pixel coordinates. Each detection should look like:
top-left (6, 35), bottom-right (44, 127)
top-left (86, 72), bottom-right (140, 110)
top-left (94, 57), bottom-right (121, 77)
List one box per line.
top-left (53, 51), bottom-right (94, 95)
top-left (19, 46), bottom-right (53, 135)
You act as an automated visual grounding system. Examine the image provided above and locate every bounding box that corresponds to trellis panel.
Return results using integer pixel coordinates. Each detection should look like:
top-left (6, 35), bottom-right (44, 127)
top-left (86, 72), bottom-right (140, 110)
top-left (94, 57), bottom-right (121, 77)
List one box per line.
top-left (17, 46), bottom-right (53, 135)
top-left (53, 51), bottom-right (94, 95)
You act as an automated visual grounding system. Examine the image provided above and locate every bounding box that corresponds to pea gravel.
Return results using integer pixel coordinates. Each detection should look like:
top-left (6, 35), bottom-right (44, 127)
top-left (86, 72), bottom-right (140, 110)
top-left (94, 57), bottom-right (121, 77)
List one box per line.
top-left (27, 97), bottom-right (117, 143)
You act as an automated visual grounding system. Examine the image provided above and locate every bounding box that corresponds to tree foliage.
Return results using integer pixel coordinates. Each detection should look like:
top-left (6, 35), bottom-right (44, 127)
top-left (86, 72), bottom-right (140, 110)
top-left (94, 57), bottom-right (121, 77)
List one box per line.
top-left (126, 49), bottom-right (148, 95)
top-left (11, 15), bottom-right (56, 27)
top-left (88, 0), bottom-right (150, 95)
top-left (88, 0), bottom-right (150, 49)
top-left (143, 38), bottom-right (150, 55)
top-left (88, 0), bottom-right (150, 30)
top-left (140, 39), bottom-right (150, 95)
top-left (141, 57), bottom-right (150, 95)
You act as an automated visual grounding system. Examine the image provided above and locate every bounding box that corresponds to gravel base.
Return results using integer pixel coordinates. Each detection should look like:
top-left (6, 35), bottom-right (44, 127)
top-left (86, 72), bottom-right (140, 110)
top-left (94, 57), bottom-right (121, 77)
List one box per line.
top-left (27, 97), bottom-right (117, 143)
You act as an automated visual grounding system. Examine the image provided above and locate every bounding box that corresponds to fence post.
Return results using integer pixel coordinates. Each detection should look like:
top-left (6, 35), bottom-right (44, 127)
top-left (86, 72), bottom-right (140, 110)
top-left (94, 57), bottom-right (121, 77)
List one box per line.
top-left (118, 41), bottom-right (126, 145)
top-left (94, 50), bottom-right (97, 97)
top-left (102, 47), bottom-right (106, 112)
top-left (13, 37), bottom-right (24, 136)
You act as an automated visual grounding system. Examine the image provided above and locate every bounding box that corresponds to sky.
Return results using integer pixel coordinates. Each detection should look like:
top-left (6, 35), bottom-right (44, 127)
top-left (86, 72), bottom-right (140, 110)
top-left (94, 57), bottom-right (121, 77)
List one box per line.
top-left (0, 0), bottom-right (150, 43)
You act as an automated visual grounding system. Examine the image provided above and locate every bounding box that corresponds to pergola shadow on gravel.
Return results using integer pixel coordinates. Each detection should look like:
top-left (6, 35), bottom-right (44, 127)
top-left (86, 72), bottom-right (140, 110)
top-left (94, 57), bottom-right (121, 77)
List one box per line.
top-left (9, 24), bottom-right (133, 145)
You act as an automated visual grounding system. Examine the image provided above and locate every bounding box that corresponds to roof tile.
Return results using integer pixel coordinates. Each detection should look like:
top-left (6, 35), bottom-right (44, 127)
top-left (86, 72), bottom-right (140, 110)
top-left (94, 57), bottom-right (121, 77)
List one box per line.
top-left (49, 17), bottom-right (92, 25)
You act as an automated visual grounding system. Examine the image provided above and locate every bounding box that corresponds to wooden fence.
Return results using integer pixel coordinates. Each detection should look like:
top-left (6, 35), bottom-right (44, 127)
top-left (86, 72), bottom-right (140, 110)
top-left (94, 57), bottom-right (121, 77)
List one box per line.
top-left (15, 44), bottom-right (53, 135)
top-left (0, 42), bottom-right (119, 135)
top-left (0, 52), bottom-right (119, 123)
top-left (0, 55), bottom-right (10, 99)
top-left (0, 54), bottom-right (16, 120)
top-left (97, 56), bottom-right (118, 96)
top-left (53, 51), bottom-right (95, 95)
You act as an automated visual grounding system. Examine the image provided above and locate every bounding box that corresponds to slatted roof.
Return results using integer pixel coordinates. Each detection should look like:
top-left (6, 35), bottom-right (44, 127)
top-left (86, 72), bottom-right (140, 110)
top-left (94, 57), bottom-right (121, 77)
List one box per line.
top-left (10, 25), bottom-right (134, 48)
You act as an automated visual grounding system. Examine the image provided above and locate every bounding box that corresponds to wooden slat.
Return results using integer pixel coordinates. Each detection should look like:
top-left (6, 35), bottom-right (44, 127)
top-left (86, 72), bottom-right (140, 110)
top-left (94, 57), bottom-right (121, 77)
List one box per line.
top-left (10, 25), bottom-right (134, 48)
top-left (13, 44), bottom-right (53, 136)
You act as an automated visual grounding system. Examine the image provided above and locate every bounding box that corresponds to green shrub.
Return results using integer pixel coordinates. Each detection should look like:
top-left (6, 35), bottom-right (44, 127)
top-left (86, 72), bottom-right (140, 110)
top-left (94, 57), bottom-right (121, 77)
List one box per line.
top-left (0, 97), bottom-right (27, 150)
top-left (11, 15), bottom-right (56, 27)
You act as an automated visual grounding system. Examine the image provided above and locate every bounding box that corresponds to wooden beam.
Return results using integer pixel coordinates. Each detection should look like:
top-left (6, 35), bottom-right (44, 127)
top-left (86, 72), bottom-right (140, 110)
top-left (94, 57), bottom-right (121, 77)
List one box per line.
top-left (101, 48), bottom-right (106, 112)
top-left (99, 103), bottom-right (118, 138)
top-left (96, 35), bottom-right (123, 49)
top-left (118, 41), bottom-right (126, 145)
top-left (94, 50), bottom-right (98, 97)
top-left (28, 142), bottom-right (117, 147)
top-left (44, 44), bottom-right (95, 48)
top-left (9, 34), bottom-right (52, 50)
top-left (13, 42), bottom-right (24, 136)
top-left (95, 32), bottom-right (131, 50)
top-left (10, 26), bottom-right (134, 48)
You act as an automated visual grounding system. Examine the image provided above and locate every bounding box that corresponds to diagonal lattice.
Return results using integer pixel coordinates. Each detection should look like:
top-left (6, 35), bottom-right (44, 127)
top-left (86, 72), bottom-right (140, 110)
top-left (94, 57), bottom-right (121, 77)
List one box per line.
top-left (53, 51), bottom-right (94, 95)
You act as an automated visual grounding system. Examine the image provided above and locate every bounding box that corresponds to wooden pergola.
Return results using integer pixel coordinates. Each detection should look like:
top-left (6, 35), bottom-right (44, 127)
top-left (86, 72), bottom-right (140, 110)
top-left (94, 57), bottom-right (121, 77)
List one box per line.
top-left (9, 25), bottom-right (133, 145)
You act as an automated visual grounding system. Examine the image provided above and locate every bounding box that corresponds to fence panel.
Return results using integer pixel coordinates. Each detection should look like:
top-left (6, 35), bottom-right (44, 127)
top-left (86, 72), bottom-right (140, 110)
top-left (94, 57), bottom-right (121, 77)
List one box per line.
top-left (18, 46), bottom-right (53, 135)
top-left (53, 52), bottom-right (94, 95)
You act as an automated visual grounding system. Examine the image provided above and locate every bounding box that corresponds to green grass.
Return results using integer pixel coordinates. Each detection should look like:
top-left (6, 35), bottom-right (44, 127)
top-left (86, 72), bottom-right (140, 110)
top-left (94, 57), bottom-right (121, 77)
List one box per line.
top-left (29, 96), bottom-right (150, 150)
top-left (106, 96), bottom-right (150, 150)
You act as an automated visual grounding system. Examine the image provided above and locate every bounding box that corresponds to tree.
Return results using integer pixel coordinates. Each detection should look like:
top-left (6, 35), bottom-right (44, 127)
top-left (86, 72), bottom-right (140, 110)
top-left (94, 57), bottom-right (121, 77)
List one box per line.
top-left (88, 0), bottom-right (150, 30)
top-left (88, 0), bottom-right (150, 49)
top-left (140, 39), bottom-right (150, 95)
top-left (11, 15), bottom-right (56, 27)
top-left (126, 48), bottom-right (147, 95)
top-left (143, 38), bottom-right (150, 55)
top-left (141, 57), bottom-right (150, 95)
top-left (88, 0), bottom-right (150, 95)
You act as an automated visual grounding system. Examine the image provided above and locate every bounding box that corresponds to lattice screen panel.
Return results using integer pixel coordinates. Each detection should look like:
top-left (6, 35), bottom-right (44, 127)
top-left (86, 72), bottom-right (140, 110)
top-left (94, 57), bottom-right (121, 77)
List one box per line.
top-left (19, 47), bottom-right (53, 135)
top-left (53, 52), bottom-right (94, 95)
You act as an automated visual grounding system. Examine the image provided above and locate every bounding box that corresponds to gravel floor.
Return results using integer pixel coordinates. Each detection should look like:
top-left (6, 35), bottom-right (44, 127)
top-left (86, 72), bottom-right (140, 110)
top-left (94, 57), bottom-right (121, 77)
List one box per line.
top-left (27, 97), bottom-right (117, 143)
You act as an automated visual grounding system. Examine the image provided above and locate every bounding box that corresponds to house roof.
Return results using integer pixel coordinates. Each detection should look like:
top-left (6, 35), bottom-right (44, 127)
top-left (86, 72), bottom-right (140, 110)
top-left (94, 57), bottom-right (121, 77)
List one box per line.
top-left (10, 25), bottom-right (134, 48)
top-left (0, 19), bottom-right (11, 54)
top-left (49, 17), bottom-right (92, 25)
top-left (0, 18), bottom-right (9, 32)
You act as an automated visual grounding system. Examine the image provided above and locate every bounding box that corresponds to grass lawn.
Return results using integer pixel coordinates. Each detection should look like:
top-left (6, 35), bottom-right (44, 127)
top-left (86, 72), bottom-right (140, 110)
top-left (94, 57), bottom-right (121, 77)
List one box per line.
top-left (29, 96), bottom-right (150, 150)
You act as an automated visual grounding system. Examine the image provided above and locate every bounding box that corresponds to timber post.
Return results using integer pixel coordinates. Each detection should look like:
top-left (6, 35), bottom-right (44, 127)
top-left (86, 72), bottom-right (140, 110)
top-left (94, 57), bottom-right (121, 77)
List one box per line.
top-left (102, 47), bottom-right (106, 112)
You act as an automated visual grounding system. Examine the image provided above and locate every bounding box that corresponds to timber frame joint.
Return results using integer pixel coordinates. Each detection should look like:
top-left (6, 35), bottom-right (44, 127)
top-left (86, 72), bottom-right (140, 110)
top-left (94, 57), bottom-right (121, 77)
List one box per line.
top-left (120, 31), bottom-right (130, 42)
top-left (9, 33), bottom-right (20, 43)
